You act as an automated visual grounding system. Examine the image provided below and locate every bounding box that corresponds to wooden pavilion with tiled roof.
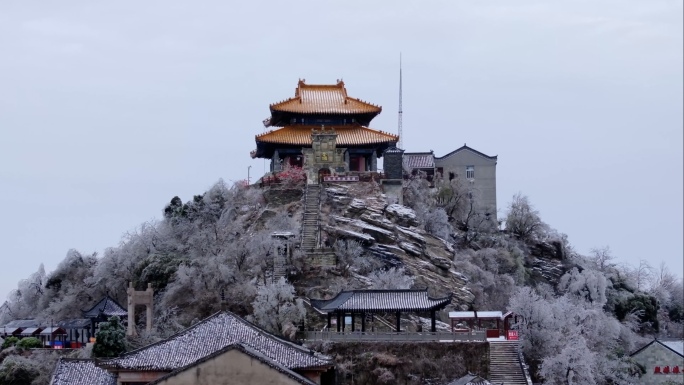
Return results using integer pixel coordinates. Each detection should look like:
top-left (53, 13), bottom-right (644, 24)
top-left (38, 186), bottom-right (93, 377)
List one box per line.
top-left (310, 289), bottom-right (452, 333)
top-left (253, 80), bottom-right (398, 175)
top-left (82, 295), bottom-right (128, 337)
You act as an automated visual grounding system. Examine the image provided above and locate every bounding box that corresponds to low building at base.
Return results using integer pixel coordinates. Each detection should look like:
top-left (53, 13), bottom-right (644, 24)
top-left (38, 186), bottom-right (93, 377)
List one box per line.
top-left (145, 344), bottom-right (318, 385)
top-left (97, 311), bottom-right (334, 385)
top-left (630, 339), bottom-right (683, 383)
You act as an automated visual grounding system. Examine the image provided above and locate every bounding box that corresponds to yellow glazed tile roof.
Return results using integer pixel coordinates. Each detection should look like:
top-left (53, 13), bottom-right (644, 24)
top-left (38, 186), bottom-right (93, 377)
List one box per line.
top-left (269, 80), bottom-right (382, 115)
top-left (256, 125), bottom-right (398, 146)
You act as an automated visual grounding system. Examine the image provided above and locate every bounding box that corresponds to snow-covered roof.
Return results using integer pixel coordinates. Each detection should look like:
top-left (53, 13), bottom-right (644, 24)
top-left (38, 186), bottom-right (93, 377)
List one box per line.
top-left (449, 311), bottom-right (505, 319)
top-left (310, 289), bottom-right (452, 313)
top-left (82, 296), bottom-right (128, 319)
top-left (435, 144), bottom-right (497, 161)
top-left (272, 231), bottom-right (296, 238)
top-left (58, 318), bottom-right (92, 329)
top-left (631, 339), bottom-right (684, 358)
top-left (99, 311), bottom-right (332, 372)
top-left (403, 152), bottom-right (435, 169)
top-left (50, 359), bottom-right (116, 385)
top-left (660, 340), bottom-right (684, 356)
top-left (2, 327), bottom-right (21, 335)
top-left (19, 327), bottom-right (42, 336)
top-left (145, 344), bottom-right (318, 385)
top-left (3, 319), bottom-right (39, 328)
top-left (41, 327), bottom-right (66, 335)
top-left (447, 373), bottom-right (491, 385)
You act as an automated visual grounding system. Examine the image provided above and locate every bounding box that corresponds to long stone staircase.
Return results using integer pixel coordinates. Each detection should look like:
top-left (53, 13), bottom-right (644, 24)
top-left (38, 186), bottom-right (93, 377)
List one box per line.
top-left (489, 341), bottom-right (529, 385)
top-left (273, 254), bottom-right (287, 280)
top-left (301, 184), bottom-right (321, 251)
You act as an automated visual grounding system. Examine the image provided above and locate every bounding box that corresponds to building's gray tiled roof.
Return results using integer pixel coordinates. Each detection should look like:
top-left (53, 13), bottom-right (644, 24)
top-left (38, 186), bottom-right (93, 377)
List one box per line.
top-left (41, 327), bottom-right (66, 335)
top-left (310, 289), bottom-right (452, 313)
top-left (403, 152), bottom-right (435, 169)
top-left (50, 359), bottom-right (116, 385)
top-left (19, 327), bottom-right (42, 336)
top-left (83, 296), bottom-right (128, 319)
top-left (3, 319), bottom-right (39, 328)
top-left (99, 311), bottom-right (332, 372)
top-left (2, 327), bottom-right (21, 335)
top-left (146, 344), bottom-right (318, 385)
top-left (58, 318), bottom-right (92, 329)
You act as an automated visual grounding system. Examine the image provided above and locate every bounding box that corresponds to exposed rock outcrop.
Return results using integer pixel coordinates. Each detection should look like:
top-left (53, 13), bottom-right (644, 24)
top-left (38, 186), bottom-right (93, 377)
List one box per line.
top-left (320, 183), bottom-right (475, 304)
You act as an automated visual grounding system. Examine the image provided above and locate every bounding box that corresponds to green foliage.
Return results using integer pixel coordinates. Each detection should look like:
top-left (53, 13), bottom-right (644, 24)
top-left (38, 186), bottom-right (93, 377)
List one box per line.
top-left (614, 293), bottom-right (659, 333)
top-left (163, 196), bottom-right (188, 219)
top-left (668, 302), bottom-right (683, 323)
top-left (0, 356), bottom-right (39, 385)
top-left (16, 337), bottom-right (41, 349)
top-left (93, 316), bottom-right (126, 358)
top-left (133, 254), bottom-right (187, 291)
top-left (1, 336), bottom-right (19, 349)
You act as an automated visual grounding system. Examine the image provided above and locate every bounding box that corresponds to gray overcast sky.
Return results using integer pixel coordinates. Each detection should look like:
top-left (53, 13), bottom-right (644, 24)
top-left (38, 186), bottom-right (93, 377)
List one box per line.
top-left (1, 1), bottom-right (682, 301)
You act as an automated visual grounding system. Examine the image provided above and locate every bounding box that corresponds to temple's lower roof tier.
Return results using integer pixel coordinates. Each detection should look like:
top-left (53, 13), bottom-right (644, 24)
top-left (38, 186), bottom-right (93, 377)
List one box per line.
top-left (256, 125), bottom-right (397, 146)
top-left (252, 125), bottom-right (398, 159)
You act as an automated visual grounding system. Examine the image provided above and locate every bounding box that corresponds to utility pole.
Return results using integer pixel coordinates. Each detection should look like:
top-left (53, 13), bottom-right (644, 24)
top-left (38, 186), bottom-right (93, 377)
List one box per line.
top-left (398, 53), bottom-right (403, 150)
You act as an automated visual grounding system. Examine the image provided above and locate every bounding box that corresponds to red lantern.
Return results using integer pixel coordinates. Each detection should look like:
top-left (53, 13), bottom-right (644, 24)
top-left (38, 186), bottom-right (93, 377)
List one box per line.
top-left (654, 366), bottom-right (661, 374)
top-left (672, 366), bottom-right (680, 374)
top-left (663, 366), bottom-right (670, 374)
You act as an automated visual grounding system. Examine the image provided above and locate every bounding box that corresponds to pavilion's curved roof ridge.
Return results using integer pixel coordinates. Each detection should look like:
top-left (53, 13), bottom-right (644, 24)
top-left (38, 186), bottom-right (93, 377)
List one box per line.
top-left (310, 288), bottom-right (452, 313)
top-left (82, 296), bottom-right (127, 319)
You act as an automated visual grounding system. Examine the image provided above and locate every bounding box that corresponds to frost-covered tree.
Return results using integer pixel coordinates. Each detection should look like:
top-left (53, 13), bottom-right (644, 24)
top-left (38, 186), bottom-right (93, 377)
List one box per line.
top-left (93, 316), bottom-right (126, 358)
top-left (250, 278), bottom-right (305, 337)
top-left (505, 193), bottom-right (547, 241)
top-left (558, 267), bottom-right (608, 307)
top-left (588, 246), bottom-right (615, 272)
top-left (0, 355), bottom-right (40, 385)
top-left (334, 240), bottom-right (366, 276)
top-left (6, 264), bottom-right (47, 320)
top-left (368, 267), bottom-right (414, 289)
top-left (510, 285), bottom-right (639, 385)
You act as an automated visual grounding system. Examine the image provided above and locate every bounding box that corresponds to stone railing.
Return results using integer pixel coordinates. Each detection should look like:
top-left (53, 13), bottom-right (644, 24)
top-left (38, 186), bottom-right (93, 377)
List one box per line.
top-left (303, 330), bottom-right (486, 342)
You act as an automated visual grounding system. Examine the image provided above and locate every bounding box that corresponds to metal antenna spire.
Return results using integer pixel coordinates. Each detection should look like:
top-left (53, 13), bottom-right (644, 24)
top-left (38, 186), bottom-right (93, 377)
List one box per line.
top-left (398, 53), bottom-right (403, 150)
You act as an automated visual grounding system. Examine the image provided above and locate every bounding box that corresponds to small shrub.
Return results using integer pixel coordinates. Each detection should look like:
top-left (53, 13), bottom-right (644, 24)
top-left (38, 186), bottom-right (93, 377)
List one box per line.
top-left (16, 337), bottom-right (41, 350)
top-left (373, 352), bottom-right (401, 366)
top-left (1, 336), bottom-right (18, 349)
top-left (93, 316), bottom-right (126, 358)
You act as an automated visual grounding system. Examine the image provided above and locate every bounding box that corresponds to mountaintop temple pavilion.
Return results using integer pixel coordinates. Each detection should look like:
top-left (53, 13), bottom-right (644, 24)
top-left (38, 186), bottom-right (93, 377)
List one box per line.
top-left (251, 80), bottom-right (399, 174)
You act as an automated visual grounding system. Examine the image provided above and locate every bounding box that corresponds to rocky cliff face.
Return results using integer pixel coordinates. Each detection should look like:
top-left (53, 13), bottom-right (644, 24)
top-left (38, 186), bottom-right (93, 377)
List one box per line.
top-left (319, 183), bottom-right (475, 305)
